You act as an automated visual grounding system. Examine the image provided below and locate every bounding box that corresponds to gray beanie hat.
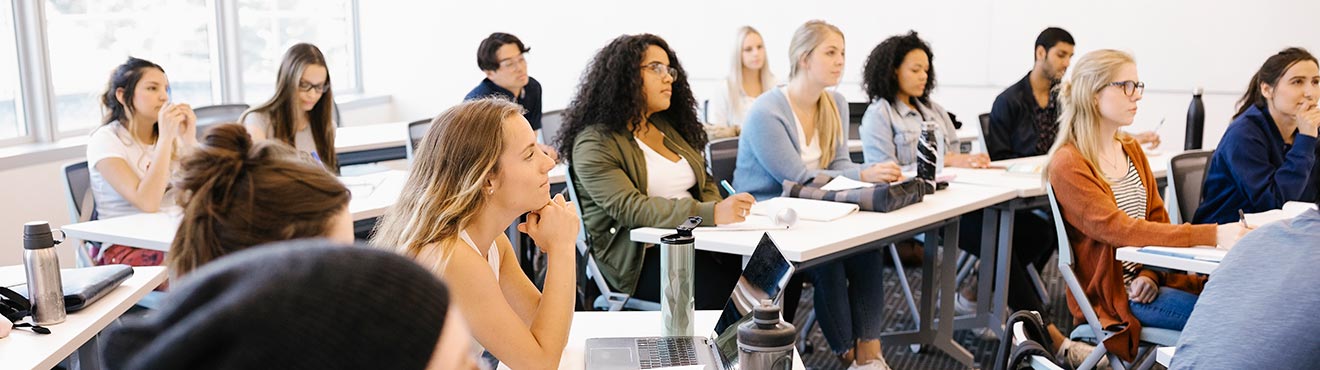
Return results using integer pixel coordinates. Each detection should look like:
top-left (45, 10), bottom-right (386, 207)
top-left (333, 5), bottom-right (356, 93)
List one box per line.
top-left (103, 239), bottom-right (450, 370)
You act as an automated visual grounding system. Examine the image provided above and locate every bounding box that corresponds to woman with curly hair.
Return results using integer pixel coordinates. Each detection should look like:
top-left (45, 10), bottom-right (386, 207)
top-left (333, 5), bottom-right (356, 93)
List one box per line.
top-left (859, 31), bottom-right (989, 170)
top-left (555, 34), bottom-right (754, 309)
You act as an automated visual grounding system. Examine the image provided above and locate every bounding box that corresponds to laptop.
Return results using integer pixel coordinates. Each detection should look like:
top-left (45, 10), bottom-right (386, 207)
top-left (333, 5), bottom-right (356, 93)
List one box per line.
top-left (585, 233), bottom-right (796, 370)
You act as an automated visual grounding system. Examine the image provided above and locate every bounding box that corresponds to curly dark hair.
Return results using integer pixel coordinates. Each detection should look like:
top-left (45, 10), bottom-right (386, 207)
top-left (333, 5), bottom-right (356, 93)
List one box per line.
top-left (862, 30), bottom-right (936, 106)
top-left (555, 34), bottom-right (704, 162)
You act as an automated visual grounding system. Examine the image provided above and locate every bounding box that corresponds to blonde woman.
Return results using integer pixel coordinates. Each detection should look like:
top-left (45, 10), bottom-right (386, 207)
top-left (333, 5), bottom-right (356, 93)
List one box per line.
top-left (708, 26), bottom-right (777, 128)
top-left (735, 20), bottom-right (900, 370)
top-left (372, 98), bottom-right (578, 370)
top-left (1045, 49), bottom-right (1249, 366)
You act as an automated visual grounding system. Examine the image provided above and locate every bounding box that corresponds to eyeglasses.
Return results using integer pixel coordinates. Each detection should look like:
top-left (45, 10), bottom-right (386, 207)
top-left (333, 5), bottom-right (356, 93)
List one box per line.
top-left (498, 55), bottom-right (527, 70)
top-left (298, 81), bottom-right (330, 94)
top-left (642, 62), bottom-right (679, 80)
top-left (1106, 80), bottom-right (1145, 97)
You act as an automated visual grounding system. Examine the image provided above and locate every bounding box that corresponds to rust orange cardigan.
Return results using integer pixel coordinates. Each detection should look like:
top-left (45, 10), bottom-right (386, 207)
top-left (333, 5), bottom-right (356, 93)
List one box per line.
top-left (1046, 138), bottom-right (1216, 362)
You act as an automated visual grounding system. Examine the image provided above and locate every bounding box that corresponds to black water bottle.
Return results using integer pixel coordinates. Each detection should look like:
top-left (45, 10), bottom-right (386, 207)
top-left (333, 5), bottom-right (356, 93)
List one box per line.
top-left (1185, 88), bottom-right (1205, 150)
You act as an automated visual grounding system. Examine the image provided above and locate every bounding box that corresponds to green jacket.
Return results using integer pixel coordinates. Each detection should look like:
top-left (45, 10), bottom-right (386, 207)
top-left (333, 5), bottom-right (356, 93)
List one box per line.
top-left (570, 117), bottom-right (721, 296)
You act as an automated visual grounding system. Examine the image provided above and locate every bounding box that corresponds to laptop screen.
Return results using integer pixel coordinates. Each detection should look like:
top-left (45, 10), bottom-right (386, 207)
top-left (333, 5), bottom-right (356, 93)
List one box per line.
top-left (710, 233), bottom-right (795, 369)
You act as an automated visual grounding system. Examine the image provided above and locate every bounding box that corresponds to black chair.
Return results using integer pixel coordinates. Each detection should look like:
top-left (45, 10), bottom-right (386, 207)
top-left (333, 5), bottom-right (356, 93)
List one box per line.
top-left (563, 166), bottom-right (660, 311)
top-left (1166, 150), bottom-right (1213, 224)
top-left (978, 113), bottom-right (991, 154)
top-left (193, 104), bottom-right (250, 138)
top-left (704, 137), bottom-right (739, 197)
top-left (540, 109), bottom-right (565, 145)
top-left (61, 161), bottom-right (98, 267)
top-left (848, 101), bottom-right (867, 139)
top-left (404, 118), bottom-right (433, 162)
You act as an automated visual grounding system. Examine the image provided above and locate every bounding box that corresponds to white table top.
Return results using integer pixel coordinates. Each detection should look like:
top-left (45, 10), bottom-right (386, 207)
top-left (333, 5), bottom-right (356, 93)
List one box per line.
top-left (61, 171), bottom-right (408, 251)
top-left (335, 121), bottom-right (407, 154)
top-left (0, 265), bottom-right (166, 370)
top-left (559, 310), bottom-right (805, 370)
top-left (943, 150), bottom-right (1173, 198)
top-left (1157, 346), bottom-right (1176, 366)
top-left (1115, 246), bottom-right (1219, 275)
top-left (631, 184), bottom-right (1016, 262)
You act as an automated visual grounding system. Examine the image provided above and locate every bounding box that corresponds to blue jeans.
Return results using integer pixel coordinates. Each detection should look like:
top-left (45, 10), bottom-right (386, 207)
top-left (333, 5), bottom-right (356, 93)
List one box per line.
top-left (1129, 286), bottom-right (1198, 331)
top-left (807, 249), bottom-right (886, 355)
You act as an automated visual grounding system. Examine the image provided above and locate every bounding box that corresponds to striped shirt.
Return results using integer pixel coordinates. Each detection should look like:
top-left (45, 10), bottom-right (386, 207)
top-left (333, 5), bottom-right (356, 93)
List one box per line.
top-left (1109, 156), bottom-right (1147, 286)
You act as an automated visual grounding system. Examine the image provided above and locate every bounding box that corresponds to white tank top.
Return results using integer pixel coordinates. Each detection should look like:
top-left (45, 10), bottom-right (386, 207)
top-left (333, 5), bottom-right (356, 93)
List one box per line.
top-left (458, 230), bottom-right (499, 282)
top-left (636, 138), bottom-right (697, 199)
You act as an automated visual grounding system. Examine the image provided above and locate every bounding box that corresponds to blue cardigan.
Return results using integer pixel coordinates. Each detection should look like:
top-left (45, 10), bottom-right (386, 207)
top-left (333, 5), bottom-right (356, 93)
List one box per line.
top-left (733, 88), bottom-right (860, 200)
top-left (1193, 104), bottom-right (1317, 224)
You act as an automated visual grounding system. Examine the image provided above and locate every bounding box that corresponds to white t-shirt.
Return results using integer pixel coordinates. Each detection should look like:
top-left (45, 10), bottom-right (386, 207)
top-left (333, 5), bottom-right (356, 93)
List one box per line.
top-left (708, 79), bottom-right (759, 127)
top-left (242, 111), bottom-right (319, 159)
top-left (780, 87), bottom-right (823, 170)
top-left (85, 122), bottom-right (173, 219)
top-left (636, 138), bottom-right (696, 199)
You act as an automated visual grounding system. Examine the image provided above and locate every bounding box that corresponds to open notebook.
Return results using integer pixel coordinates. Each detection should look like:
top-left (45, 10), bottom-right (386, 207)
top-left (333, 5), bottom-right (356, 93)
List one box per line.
top-left (750, 197), bottom-right (858, 222)
top-left (1242, 201), bottom-right (1318, 228)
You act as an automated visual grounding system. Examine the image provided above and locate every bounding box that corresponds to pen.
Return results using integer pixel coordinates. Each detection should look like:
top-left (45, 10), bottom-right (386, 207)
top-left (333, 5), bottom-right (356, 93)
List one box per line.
top-left (720, 180), bottom-right (737, 195)
top-left (1238, 209), bottom-right (1248, 229)
top-left (1153, 117), bottom-right (1166, 132)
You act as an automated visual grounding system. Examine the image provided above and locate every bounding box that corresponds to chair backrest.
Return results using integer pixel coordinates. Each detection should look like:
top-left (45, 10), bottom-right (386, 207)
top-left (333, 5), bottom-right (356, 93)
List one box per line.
top-left (564, 165), bottom-right (614, 297)
top-left (848, 101), bottom-right (866, 139)
top-left (1045, 182), bottom-right (1110, 339)
top-left (193, 104), bottom-right (251, 138)
top-left (1166, 150), bottom-right (1213, 224)
top-left (61, 161), bottom-right (93, 223)
top-left (540, 109), bottom-right (565, 145)
top-left (405, 118), bottom-right (433, 161)
top-left (977, 113), bottom-right (991, 154)
top-left (705, 137), bottom-right (739, 197)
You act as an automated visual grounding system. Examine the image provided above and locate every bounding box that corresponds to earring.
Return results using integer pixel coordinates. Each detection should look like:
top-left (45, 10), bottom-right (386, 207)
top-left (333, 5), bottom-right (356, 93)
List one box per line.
top-left (488, 188), bottom-right (494, 195)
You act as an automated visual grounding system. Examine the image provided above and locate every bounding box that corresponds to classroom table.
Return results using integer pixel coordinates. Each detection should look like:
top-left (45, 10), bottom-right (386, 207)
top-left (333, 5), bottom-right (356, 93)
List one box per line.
top-left (0, 266), bottom-right (167, 370)
top-left (941, 150), bottom-right (1174, 337)
top-left (560, 310), bottom-right (805, 370)
top-left (335, 121), bottom-right (408, 166)
top-left (61, 171), bottom-right (409, 252)
top-left (631, 184), bottom-right (1017, 368)
top-left (1115, 247), bottom-right (1220, 275)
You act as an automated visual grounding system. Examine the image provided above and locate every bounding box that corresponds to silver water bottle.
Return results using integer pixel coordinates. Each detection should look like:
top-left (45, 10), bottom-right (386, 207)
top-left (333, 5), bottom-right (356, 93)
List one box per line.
top-left (23, 221), bottom-right (66, 325)
top-left (737, 299), bottom-right (796, 369)
top-left (660, 216), bottom-right (701, 337)
top-left (917, 122), bottom-right (939, 194)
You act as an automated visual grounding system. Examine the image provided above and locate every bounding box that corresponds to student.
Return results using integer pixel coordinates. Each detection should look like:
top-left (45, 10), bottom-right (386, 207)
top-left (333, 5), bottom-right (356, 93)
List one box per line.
top-left (465, 33), bottom-right (547, 143)
top-left (241, 43), bottom-right (338, 171)
top-left (859, 31), bottom-right (990, 170)
top-left (989, 28), bottom-right (1159, 161)
top-left (1045, 49), bottom-right (1249, 365)
top-left (708, 26), bottom-right (776, 128)
top-left (736, 20), bottom-right (898, 370)
top-left (555, 34), bottom-right (754, 311)
top-left (104, 241), bottom-right (481, 370)
top-left (167, 123), bottom-right (354, 277)
top-left (373, 98), bottom-right (576, 369)
top-left (87, 57), bottom-right (197, 267)
top-left (1170, 197), bottom-right (1320, 370)
top-left (1194, 47), bottom-right (1319, 224)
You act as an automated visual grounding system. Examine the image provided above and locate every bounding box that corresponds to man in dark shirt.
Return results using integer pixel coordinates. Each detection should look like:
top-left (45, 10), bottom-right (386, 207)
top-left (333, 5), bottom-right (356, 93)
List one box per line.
top-left (987, 28), bottom-right (1160, 161)
top-left (465, 32), bottom-right (553, 157)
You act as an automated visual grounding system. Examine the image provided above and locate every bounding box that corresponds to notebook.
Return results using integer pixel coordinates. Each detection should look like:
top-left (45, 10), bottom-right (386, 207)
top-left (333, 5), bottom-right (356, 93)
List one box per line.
top-left (750, 197), bottom-right (857, 222)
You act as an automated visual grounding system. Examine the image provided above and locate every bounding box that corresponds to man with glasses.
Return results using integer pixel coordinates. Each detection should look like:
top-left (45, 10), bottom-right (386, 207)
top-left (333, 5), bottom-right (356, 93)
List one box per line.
top-left (466, 32), bottom-right (547, 145)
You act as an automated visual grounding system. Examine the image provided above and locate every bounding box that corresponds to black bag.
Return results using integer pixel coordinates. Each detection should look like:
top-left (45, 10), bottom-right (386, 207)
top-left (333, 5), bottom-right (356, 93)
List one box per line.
top-left (994, 310), bottom-right (1070, 370)
top-left (0, 286), bottom-right (50, 334)
top-left (780, 174), bottom-right (926, 213)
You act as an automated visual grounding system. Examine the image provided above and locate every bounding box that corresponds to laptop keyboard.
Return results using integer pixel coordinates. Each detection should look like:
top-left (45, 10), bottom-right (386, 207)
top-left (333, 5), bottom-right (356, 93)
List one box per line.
top-left (636, 337), bottom-right (700, 368)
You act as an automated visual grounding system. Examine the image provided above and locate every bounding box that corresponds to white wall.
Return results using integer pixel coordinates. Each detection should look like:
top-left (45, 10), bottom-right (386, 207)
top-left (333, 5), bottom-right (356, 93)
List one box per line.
top-left (359, 0), bottom-right (1320, 152)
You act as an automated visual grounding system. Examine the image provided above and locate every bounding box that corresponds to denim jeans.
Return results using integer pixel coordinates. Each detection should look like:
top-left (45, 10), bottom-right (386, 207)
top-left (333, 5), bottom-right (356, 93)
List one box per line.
top-left (807, 249), bottom-right (886, 355)
top-left (1129, 286), bottom-right (1198, 331)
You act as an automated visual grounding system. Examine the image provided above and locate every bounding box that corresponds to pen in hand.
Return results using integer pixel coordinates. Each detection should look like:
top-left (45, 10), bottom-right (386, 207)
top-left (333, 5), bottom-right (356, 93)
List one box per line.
top-left (1238, 209), bottom-right (1249, 229)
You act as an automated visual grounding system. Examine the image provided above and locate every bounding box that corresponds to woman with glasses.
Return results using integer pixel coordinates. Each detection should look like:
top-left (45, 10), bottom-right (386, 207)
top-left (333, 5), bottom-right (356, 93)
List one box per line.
top-left (241, 43), bottom-right (339, 171)
top-left (734, 20), bottom-right (896, 370)
top-left (1194, 48), bottom-right (1320, 224)
top-left (1044, 49), bottom-right (1250, 366)
top-left (555, 34), bottom-right (754, 310)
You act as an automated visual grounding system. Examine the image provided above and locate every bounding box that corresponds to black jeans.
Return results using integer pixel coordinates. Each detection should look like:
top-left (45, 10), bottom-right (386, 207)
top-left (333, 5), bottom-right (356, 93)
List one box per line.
top-left (632, 246), bottom-right (745, 310)
top-left (958, 208), bottom-right (1057, 313)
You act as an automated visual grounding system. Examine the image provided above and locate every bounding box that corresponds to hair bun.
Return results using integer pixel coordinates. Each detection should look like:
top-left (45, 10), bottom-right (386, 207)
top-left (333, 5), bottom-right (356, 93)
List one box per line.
top-left (200, 123), bottom-right (253, 157)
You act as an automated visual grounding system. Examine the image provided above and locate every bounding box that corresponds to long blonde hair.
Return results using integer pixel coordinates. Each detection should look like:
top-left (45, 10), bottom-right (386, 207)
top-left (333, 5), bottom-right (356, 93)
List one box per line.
top-left (1044, 49), bottom-right (1135, 181)
top-left (370, 99), bottom-right (523, 261)
top-left (788, 20), bottom-right (844, 168)
top-left (725, 26), bottom-right (776, 125)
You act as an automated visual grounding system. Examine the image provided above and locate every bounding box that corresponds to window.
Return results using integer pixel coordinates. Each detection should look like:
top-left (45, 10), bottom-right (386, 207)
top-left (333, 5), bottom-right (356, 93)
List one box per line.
top-left (237, 0), bottom-right (358, 101)
top-left (44, 0), bottom-right (214, 135)
top-left (0, 2), bottom-right (22, 141)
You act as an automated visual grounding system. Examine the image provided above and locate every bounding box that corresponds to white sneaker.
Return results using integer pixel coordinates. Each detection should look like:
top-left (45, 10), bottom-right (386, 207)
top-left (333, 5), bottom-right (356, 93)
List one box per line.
top-left (953, 294), bottom-right (997, 339)
top-left (848, 357), bottom-right (892, 370)
top-left (1055, 339), bottom-right (1110, 369)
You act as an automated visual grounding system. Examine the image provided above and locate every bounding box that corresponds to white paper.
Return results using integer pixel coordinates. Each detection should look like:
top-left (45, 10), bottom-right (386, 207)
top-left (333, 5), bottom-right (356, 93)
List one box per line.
top-left (697, 215), bottom-right (790, 231)
top-left (751, 197), bottom-right (858, 221)
top-left (1139, 246), bottom-right (1226, 261)
top-left (820, 176), bottom-right (875, 191)
top-left (1243, 201), bottom-right (1317, 228)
